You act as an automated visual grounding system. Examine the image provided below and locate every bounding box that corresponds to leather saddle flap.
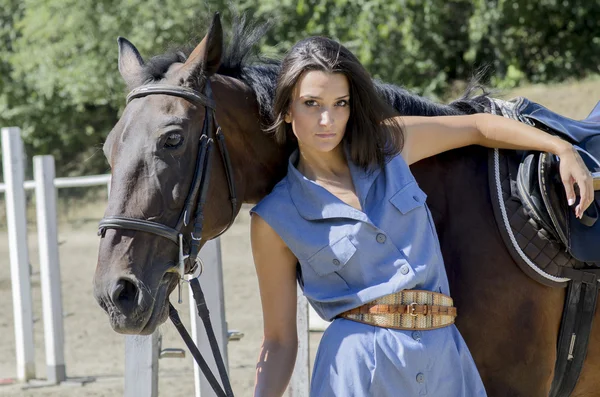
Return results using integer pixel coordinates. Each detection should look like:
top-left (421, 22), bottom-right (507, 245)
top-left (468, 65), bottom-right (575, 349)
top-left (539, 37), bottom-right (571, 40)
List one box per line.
top-left (516, 153), bottom-right (558, 236)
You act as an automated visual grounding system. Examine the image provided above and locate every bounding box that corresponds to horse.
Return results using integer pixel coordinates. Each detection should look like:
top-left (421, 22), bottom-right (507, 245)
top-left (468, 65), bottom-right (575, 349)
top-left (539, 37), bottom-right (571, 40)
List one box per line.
top-left (93, 13), bottom-right (600, 396)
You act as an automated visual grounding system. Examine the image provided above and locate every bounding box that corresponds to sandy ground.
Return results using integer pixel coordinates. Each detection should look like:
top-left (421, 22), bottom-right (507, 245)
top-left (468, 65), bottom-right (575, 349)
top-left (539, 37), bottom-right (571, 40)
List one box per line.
top-left (1, 78), bottom-right (599, 396)
top-left (0, 205), bottom-right (322, 396)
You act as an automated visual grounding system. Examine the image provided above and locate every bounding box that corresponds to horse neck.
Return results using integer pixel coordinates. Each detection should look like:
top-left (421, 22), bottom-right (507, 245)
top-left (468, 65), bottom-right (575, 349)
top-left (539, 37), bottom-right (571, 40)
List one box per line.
top-left (376, 83), bottom-right (467, 116)
top-left (212, 74), bottom-right (288, 204)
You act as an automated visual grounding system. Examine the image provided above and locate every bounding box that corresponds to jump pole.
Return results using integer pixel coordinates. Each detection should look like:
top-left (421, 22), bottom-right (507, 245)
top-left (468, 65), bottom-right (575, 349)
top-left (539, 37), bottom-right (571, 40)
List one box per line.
top-left (124, 332), bottom-right (160, 397)
top-left (287, 291), bottom-right (310, 396)
top-left (1, 127), bottom-right (36, 381)
top-left (33, 155), bottom-right (66, 383)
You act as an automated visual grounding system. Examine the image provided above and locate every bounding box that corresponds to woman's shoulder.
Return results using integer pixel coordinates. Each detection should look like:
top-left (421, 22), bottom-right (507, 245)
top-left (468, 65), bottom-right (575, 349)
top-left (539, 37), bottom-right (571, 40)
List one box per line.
top-left (249, 177), bottom-right (292, 218)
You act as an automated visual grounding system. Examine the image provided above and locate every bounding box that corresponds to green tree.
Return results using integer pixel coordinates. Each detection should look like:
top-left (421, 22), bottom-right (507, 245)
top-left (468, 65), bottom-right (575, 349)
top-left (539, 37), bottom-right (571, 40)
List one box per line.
top-left (1, 0), bottom-right (598, 178)
top-left (1, 0), bottom-right (223, 177)
top-left (250, 0), bottom-right (476, 96)
top-left (467, 0), bottom-right (600, 88)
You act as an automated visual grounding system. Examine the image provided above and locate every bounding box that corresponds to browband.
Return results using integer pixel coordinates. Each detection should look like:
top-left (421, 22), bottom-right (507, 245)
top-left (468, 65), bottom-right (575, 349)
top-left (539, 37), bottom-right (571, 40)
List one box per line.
top-left (126, 84), bottom-right (216, 109)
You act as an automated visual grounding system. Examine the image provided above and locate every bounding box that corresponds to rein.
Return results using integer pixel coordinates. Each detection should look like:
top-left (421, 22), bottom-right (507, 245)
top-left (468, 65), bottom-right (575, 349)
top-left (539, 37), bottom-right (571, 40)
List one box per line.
top-left (98, 80), bottom-right (237, 397)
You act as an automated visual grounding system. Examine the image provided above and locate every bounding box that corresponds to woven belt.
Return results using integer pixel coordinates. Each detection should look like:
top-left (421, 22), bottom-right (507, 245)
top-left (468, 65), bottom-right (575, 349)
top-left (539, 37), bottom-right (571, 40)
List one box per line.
top-left (338, 290), bottom-right (457, 331)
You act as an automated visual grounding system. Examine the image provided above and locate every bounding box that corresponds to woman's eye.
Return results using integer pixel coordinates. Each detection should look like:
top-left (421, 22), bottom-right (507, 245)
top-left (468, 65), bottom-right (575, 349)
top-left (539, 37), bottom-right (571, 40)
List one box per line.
top-left (304, 100), bottom-right (318, 107)
top-left (336, 100), bottom-right (348, 107)
top-left (164, 133), bottom-right (184, 148)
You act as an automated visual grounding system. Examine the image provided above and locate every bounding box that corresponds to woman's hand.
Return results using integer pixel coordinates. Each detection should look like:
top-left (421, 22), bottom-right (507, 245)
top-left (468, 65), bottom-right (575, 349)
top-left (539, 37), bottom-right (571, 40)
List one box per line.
top-left (557, 145), bottom-right (595, 219)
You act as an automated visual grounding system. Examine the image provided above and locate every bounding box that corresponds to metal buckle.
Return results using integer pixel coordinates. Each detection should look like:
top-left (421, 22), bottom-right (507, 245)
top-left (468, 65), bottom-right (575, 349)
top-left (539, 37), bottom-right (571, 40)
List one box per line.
top-left (407, 303), bottom-right (428, 316)
top-left (408, 302), bottom-right (418, 317)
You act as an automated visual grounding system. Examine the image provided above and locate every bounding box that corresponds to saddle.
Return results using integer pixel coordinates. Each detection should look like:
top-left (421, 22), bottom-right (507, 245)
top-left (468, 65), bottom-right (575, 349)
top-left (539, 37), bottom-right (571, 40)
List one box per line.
top-left (487, 97), bottom-right (600, 288)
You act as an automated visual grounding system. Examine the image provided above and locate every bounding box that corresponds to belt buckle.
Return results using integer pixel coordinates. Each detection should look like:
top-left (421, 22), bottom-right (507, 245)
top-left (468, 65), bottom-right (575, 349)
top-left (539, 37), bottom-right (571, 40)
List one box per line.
top-left (408, 302), bottom-right (418, 317)
top-left (408, 302), bottom-right (428, 316)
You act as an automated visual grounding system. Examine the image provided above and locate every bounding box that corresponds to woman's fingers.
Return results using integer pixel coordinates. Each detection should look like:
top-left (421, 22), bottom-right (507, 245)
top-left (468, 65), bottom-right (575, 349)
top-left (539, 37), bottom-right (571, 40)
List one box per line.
top-left (574, 151), bottom-right (595, 218)
top-left (562, 174), bottom-right (576, 207)
top-left (560, 149), bottom-right (594, 219)
top-left (572, 172), bottom-right (593, 219)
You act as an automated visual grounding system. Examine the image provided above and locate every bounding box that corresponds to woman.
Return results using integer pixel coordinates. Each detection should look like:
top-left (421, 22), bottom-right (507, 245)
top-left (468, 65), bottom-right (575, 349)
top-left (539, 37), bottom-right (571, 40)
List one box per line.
top-left (250, 37), bottom-right (594, 396)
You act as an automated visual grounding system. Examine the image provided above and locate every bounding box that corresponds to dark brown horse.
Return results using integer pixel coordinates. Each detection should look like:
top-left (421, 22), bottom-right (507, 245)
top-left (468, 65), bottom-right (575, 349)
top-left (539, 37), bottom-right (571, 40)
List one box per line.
top-left (94, 14), bottom-right (600, 396)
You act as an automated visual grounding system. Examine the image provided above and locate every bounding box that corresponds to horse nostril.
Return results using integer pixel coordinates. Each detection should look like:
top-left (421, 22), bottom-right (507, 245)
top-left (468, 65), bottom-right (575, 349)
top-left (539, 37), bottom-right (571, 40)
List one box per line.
top-left (111, 278), bottom-right (139, 316)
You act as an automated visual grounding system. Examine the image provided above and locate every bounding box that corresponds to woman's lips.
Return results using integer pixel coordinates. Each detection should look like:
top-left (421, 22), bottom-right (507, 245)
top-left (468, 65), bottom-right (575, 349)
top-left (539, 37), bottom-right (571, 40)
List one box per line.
top-left (316, 132), bottom-right (336, 138)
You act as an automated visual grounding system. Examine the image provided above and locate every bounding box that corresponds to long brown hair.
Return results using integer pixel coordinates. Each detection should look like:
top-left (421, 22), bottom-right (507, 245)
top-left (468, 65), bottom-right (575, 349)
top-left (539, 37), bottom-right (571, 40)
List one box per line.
top-left (266, 36), bottom-right (404, 170)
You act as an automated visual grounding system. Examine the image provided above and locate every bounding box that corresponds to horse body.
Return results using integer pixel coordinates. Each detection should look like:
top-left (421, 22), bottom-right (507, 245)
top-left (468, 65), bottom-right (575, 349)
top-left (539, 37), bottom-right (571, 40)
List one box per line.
top-left (411, 147), bottom-right (564, 395)
top-left (94, 14), bottom-right (600, 396)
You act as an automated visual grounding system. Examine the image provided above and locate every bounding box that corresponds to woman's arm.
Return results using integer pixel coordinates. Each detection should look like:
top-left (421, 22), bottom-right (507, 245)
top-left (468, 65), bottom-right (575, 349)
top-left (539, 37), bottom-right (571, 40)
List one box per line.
top-left (398, 113), bottom-right (594, 219)
top-left (251, 213), bottom-right (299, 397)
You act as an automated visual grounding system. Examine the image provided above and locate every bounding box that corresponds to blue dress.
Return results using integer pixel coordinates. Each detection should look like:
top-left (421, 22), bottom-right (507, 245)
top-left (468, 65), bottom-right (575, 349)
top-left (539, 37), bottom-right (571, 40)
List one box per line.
top-left (250, 148), bottom-right (487, 396)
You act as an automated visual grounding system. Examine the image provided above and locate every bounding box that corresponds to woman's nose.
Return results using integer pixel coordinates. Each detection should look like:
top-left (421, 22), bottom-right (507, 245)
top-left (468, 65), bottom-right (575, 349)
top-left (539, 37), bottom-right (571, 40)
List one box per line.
top-left (320, 110), bottom-right (333, 127)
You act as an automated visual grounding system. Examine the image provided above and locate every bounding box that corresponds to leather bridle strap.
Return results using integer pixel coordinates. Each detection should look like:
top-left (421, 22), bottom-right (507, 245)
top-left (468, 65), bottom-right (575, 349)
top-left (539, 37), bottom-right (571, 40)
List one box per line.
top-left (126, 84), bottom-right (216, 109)
top-left (173, 277), bottom-right (235, 396)
top-left (98, 216), bottom-right (179, 244)
top-left (215, 128), bottom-right (238, 236)
top-left (169, 301), bottom-right (232, 397)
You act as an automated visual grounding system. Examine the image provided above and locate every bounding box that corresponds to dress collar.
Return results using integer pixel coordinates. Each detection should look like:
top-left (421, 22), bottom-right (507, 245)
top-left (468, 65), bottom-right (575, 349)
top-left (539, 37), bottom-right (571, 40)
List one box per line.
top-left (285, 145), bottom-right (382, 222)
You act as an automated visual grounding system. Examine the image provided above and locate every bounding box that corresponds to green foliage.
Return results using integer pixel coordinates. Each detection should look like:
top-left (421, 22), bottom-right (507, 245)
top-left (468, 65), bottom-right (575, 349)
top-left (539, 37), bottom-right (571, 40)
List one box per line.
top-left (467, 0), bottom-right (600, 87)
top-left (0, 0), bottom-right (221, 178)
top-left (251, 0), bottom-right (476, 97)
top-left (0, 0), bottom-right (598, 178)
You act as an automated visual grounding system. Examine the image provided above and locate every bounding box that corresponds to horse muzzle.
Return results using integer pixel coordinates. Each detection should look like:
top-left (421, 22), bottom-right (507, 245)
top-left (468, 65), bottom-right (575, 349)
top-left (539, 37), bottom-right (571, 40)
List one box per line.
top-left (94, 271), bottom-right (178, 334)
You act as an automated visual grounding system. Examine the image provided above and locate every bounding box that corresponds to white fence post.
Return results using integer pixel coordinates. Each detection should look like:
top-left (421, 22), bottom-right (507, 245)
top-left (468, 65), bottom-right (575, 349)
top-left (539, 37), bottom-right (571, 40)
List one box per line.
top-left (1, 127), bottom-right (36, 381)
top-left (124, 332), bottom-right (160, 397)
top-left (190, 238), bottom-right (229, 397)
top-left (287, 289), bottom-right (310, 397)
top-left (33, 155), bottom-right (66, 384)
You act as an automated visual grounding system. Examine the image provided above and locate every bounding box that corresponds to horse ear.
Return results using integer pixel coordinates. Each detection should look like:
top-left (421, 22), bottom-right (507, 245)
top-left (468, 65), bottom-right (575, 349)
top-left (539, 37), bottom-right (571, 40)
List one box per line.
top-left (118, 37), bottom-right (145, 89)
top-left (177, 12), bottom-right (223, 85)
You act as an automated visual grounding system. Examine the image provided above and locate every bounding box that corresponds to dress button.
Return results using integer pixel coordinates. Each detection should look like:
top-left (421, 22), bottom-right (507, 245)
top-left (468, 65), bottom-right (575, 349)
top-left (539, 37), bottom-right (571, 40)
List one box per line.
top-left (400, 265), bottom-right (410, 275)
top-left (332, 259), bottom-right (341, 266)
top-left (412, 331), bottom-right (422, 341)
top-left (416, 372), bottom-right (425, 383)
top-left (376, 233), bottom-right (387, 244)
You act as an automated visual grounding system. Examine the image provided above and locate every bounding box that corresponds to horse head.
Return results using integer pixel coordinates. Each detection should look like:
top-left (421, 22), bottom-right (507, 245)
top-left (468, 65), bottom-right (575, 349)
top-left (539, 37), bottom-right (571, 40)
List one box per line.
top-left (94, 13), bottom-right (239, 335)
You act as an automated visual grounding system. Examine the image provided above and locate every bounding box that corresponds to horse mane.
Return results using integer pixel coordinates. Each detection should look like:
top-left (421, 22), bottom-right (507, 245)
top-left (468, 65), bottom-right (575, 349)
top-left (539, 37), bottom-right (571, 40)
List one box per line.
top-left (141, 14), bottom-right (494, 126)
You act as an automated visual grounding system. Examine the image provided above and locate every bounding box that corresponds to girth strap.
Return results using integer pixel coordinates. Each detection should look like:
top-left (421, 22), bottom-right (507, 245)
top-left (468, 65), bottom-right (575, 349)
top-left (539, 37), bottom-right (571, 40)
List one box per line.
top-left (549, 279), bottom-right (599, 397)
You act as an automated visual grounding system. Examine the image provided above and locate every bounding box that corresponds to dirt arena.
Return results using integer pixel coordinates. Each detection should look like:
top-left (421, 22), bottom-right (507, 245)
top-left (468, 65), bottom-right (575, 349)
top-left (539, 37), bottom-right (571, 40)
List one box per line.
top-left (1, 79), bottom-right (599, 396)
top-left (0, 206), bottom-right (322, 396)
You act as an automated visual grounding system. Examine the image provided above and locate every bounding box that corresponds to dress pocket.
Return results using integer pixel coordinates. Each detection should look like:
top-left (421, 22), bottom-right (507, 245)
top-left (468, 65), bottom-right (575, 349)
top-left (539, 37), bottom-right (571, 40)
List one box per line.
top-left (389, 181), bottom-right (428, 214)
top-left (307, 236), bottom-right (357, 276)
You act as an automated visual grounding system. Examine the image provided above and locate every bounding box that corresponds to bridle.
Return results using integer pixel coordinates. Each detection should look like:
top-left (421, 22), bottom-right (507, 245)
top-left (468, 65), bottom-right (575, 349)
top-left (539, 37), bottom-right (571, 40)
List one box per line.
top-left (98, 80), bottom-right (237, 276)
top-left (97, 80), bottom-right (236, 397)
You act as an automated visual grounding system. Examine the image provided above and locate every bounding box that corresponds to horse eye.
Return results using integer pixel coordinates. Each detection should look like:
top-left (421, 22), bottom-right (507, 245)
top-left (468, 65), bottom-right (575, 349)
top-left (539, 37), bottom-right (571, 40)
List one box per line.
top-left (164, 133), bottom-right (184, 148)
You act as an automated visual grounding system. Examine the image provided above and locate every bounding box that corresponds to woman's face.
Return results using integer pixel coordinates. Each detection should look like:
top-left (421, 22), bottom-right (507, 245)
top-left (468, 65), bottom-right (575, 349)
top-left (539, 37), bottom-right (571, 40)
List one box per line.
top-left (285, 70), bottom-right (350, 154)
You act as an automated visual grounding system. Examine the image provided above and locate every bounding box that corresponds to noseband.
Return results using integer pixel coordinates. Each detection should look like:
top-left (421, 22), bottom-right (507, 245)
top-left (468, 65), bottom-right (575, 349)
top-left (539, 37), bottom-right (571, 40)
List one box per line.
top-left (98, 80), bottom-right (237, 276)
top-left (97, 80), bottom-right (237, 397)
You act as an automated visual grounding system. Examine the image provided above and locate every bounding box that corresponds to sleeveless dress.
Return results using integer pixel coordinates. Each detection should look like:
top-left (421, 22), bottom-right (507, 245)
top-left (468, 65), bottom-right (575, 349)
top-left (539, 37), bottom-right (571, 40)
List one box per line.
top-left (250, 148), bottom-right (487, 396)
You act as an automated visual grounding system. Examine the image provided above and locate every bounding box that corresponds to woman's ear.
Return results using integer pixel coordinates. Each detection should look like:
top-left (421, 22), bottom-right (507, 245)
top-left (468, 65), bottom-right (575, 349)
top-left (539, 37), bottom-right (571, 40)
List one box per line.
top-left (284, 113), bottom-right (291, 123)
